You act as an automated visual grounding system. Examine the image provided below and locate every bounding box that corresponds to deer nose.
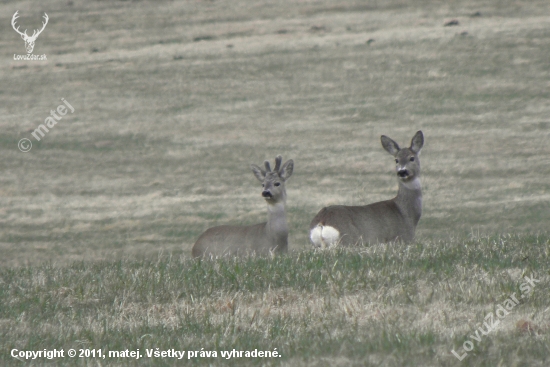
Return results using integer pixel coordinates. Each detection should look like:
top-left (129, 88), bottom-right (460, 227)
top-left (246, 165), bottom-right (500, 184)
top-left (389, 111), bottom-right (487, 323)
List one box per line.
top-left (262, 190), bottom-right (273, 198)
top-left (398, 169), bottom-right (409, 178)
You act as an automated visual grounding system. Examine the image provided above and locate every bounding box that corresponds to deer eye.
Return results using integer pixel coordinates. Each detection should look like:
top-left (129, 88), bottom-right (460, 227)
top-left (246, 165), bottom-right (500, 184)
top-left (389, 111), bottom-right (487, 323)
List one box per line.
top-left (262, 184), bottom-right (265, 187)
top-left (395, 159), bottom-right (399, 163)
top-left (410, 157), bottom-right (415, 162)
top-left (274, 182), bottom-right (280, 187)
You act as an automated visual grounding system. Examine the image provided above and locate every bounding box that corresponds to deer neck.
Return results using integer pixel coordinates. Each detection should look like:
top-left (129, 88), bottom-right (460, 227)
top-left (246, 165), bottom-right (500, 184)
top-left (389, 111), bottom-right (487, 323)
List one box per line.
top-left (394, 177), bottom-right (422, 225)
top-left (266, 201), bottom-right (288, 238)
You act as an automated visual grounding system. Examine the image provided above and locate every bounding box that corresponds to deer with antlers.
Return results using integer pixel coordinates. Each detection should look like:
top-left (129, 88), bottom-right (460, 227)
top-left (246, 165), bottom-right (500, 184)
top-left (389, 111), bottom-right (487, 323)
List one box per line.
top-left (192, 156), bottom-right (294, 257)
top-left (11, 11), bottom-right (49, 54)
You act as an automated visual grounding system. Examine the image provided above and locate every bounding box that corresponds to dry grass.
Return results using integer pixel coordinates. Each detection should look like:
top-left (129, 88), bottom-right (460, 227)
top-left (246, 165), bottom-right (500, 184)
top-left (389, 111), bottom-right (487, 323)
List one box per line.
top-left (0, 0), bottom-right (549, 365)
top-left (1, 0), bottom-right (549, 266)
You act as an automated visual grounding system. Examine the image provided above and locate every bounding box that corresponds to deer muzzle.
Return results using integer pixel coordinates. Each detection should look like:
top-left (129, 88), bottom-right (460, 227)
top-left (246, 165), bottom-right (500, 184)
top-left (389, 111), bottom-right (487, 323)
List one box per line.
top-left (398, 169), bottom-right (409, 178)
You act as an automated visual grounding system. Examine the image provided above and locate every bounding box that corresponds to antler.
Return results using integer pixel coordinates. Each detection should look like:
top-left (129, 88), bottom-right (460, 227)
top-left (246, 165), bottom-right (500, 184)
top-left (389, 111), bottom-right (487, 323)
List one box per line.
top-left (30, 13), bottom-right (48, 40)
top-left (11, 11), bottom-right (27, 38)
top-left (263, 156), bottom-right (283, 174)
top-left (11, 11), bottom-right (48, 40)
top-left (273, 155), bottom-right (282, 173)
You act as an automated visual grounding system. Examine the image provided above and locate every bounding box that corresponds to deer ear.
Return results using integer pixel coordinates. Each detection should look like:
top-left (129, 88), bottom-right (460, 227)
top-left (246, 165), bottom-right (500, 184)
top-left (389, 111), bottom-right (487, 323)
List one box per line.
top-left (250, 164), bottom-right (265, 182)
top-left (410, 131), bottom-right (424, 154)
top-left (381, 135), bottom-right (400, 156)
top-left (279, 160), bottom-right (294, 181)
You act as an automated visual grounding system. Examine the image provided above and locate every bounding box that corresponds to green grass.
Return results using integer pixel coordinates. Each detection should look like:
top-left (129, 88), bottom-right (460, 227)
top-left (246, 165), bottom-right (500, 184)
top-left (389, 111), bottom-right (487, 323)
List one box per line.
top-left (1, 234), bottom-right (548, 366)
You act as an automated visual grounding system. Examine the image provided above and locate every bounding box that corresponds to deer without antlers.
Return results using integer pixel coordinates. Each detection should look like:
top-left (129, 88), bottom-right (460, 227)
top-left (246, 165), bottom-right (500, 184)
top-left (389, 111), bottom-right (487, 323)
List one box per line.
top-left (192, 155), bottom-right (294, 257)
top-left (310, 131), bottom-right (424, 247)
top-left (12, 11), bottom-right (49, 54)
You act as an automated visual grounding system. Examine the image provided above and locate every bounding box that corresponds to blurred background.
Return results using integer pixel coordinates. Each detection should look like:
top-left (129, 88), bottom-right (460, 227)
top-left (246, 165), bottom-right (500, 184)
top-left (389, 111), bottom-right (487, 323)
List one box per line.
top-left (1, 0), bottom-right (549, 266)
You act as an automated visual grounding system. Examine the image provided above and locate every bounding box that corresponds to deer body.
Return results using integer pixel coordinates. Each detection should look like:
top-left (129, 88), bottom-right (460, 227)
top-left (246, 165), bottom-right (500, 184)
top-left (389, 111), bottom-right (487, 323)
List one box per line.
top-left (310, 131), bottom-right (424, 247)
top-left (192, 156), bottom-right (293, 257)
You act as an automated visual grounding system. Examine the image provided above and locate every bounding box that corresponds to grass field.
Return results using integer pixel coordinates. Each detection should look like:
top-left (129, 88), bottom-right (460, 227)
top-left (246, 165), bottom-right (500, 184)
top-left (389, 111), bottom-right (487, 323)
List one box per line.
top-left (1, 0), bottom-right (549, 365)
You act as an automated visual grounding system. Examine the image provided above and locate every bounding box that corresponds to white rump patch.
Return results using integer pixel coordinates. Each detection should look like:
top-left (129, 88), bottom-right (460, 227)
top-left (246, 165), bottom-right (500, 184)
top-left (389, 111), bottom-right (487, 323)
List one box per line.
top-left (310, 225), bottom-right (323, 248)
top-left (310, 224), bottom-right (340, 248)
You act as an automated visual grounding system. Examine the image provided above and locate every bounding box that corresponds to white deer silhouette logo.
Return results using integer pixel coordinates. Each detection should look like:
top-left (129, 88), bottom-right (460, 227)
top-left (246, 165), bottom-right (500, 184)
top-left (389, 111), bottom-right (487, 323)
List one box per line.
top-left (11, 11), bottom-right (49, 54)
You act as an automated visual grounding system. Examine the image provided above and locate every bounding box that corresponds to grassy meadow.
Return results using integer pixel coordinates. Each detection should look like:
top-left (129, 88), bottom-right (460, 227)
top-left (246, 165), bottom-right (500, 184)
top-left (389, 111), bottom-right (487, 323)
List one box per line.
top-left (1, 0), bottom-right (549, 365)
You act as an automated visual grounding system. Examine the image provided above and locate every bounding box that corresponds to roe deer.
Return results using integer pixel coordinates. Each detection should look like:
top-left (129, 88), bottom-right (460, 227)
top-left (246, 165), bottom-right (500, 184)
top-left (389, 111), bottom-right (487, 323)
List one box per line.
top-left (192, 156), bottom-right (294, 257)
top-left (309, 131), bottom-right (424, 247)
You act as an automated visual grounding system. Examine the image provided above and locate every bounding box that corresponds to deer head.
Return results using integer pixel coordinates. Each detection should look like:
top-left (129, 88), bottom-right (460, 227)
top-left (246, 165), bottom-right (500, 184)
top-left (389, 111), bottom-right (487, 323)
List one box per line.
top-left (12, 11), bottom-right (49, 54)
top-left (381, 130), bottom-right (424, 184)
top-left (251, 156), bottom-right (294, 205)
